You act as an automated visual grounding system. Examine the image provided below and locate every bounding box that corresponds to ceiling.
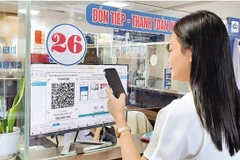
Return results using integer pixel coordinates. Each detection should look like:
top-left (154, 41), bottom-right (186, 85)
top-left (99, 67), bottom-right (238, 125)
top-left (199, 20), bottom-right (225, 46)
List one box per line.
top-left (0, 1), bottom-right (240, 22)
top-left (143, 1), bottom-right (240, 18)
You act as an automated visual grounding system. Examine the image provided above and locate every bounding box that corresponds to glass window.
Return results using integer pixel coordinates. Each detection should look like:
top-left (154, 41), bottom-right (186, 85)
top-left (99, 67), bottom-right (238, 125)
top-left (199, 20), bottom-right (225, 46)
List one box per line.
top-left (0, 1), bottom-right (28, 160)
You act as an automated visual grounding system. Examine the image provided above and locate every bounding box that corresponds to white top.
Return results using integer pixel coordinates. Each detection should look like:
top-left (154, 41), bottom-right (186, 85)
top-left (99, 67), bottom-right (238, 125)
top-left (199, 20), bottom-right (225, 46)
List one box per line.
top-left (144, 92), bottom-right (240, 160)
top-left (233, 38), bottom-right (240, 90)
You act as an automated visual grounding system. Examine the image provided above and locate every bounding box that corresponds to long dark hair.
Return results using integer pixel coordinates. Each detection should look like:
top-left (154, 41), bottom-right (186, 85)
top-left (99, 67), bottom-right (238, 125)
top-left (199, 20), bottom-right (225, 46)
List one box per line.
top-left (174, 10), bottom-right (240, 156)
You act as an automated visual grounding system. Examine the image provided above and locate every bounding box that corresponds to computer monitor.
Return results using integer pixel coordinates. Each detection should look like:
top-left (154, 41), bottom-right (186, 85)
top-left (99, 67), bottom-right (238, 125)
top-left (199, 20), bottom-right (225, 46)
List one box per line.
top-left (30, 64), bottom-right (128, 136)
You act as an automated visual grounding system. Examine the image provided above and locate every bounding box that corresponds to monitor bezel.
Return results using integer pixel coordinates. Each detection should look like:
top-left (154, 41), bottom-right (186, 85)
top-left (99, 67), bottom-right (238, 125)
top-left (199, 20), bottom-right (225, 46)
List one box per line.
top-left (29, 63), bottom-right (129, 138)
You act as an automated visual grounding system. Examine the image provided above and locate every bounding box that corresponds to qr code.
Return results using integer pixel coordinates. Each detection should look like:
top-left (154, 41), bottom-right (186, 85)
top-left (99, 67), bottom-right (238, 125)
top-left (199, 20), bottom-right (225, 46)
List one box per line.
top-left (51, 83), bottom-right (75, 109)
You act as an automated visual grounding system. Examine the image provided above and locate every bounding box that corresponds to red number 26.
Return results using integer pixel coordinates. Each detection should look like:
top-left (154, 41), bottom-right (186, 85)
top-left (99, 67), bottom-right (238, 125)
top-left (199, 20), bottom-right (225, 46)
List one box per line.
top-left (51, 33), bottom-right (82, 54)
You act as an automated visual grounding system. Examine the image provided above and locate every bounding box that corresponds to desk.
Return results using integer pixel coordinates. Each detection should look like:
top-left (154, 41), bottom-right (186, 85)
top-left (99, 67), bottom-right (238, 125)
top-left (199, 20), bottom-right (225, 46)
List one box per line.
top-left (127, 106), bottom-right (158, 122)
top-left (128, 85), bottom-right (184, 108)
top-left (27, 134), bottom-right (148, 160)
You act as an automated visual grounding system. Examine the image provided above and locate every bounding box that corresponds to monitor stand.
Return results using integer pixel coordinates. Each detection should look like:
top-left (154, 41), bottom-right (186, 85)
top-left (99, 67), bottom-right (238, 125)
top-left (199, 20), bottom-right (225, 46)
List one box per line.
top-left (61, 127), bottom-right (118, 155)
top-left (61, 140), bottom-right (113, 155)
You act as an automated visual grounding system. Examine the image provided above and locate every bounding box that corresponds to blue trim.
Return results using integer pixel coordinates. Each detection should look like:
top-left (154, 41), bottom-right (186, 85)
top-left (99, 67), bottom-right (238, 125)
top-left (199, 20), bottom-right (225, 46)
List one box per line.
top-left (120, 76), bottom-right (127, 79)
top-left (52, 123), bottom-right (60, 127)
top-left (78, 111), bottom-right (110, 118)
top-left (32, 82), bottom-right (47, 86)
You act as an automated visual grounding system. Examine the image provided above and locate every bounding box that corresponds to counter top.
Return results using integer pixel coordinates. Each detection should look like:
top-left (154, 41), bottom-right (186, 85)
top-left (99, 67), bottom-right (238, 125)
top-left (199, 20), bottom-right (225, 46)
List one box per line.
top-left (129, 85), bottom-right (186, 96)
top-left (26, 134), bottom-right (148, 160)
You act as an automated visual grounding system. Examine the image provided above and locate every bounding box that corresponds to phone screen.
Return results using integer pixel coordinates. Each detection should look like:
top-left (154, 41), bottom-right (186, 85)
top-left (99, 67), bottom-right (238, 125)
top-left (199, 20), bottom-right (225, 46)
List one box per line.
top-left (104, 68), bottom-right (126, 98)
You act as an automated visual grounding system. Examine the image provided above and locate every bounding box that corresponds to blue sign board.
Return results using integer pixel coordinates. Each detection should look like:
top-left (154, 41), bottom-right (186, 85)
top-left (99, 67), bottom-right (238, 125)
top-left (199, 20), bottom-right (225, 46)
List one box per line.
top-left (164, 67), bottom-right (172, 89)
top-left (228, 17), bottom-right (240, 36)
top-left (228, 17), bottom-right (240, 55)
top-left (228, 17), bottom-right (240, 92)
top-left (86, 3), bottom-right (179, 34)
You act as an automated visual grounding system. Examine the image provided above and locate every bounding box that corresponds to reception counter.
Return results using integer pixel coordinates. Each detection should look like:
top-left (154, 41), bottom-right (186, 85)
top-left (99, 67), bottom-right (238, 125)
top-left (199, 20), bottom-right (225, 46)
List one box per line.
top-left (26, 134), bottom-right (147, 160)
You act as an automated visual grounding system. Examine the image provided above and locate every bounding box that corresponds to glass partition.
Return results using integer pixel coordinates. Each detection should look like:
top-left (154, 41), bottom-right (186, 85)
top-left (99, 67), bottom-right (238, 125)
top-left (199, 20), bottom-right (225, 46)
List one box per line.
top-left (0, 1), bottom-right (29, 160)
top-left (25, 1), bottom-right (190, 159)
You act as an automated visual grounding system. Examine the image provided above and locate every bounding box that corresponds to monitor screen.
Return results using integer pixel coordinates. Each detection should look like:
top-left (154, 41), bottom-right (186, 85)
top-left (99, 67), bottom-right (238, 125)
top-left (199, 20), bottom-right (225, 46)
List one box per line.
top-left (30, 64), bottom-right (128, 136)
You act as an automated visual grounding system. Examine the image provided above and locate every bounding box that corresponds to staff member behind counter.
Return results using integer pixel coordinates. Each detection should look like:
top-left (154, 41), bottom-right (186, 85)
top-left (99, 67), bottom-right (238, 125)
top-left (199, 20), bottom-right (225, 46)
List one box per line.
top-left (106, 10), bottom-right (240, 160)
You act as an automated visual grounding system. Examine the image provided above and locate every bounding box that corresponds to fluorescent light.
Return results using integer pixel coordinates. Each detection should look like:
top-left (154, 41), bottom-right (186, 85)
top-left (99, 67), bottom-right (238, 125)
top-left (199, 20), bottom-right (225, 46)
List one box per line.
top-left (18, 9), bottom-right (40, 15)
top-left (102, 1), bottom-right (129, 8)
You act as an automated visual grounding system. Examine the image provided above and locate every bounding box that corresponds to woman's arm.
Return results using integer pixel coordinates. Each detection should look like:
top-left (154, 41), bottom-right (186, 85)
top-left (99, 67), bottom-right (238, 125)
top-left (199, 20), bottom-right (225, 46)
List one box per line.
top-left (115, 114), bottom-right (141, 160)
top-left (120, 130), bottom-right (149, 160)
top-left (106, 87), bottom-right (148, 160)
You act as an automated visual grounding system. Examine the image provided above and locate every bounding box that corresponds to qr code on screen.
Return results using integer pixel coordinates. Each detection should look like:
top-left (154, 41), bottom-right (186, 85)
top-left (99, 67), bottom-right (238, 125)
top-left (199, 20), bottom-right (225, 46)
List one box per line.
top-left (51, 83), bottom-right (75, 109)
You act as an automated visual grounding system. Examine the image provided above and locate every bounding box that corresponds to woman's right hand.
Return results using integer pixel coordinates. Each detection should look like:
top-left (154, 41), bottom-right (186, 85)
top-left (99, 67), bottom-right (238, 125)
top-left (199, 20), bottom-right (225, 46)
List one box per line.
top-left (106, 86), bottom-right (126, 122)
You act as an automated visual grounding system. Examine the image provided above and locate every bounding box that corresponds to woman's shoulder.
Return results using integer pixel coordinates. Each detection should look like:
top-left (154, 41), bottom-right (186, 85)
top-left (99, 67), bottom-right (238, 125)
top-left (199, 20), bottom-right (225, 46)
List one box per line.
top-left (148, 92), bottom-right (205, 159)
top-left (159, 92), bottom-right (198, 122)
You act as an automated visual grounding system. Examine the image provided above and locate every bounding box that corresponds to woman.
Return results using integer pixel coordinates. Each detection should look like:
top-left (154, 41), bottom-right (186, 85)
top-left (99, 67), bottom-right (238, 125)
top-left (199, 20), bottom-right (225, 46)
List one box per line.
top-left (106, 10), bottom-right (240, 160)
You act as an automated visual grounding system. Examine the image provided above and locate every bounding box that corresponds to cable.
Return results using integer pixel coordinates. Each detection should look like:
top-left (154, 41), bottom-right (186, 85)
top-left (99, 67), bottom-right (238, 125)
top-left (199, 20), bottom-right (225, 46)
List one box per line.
top-left (74, 131), bottom-right (79, 142)
top-left (55, 135), bottom-right (59, 148)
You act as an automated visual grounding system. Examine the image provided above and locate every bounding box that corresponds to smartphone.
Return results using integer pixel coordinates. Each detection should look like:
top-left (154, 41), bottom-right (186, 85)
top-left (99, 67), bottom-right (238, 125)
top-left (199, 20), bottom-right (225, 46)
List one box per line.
top-left (104, 68), bottom-right (127, 99)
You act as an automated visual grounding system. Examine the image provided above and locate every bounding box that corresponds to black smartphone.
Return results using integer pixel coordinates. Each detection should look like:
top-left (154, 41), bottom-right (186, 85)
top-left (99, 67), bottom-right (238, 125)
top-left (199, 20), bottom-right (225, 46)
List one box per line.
top-left (104, 68), bottom-right (127, 99)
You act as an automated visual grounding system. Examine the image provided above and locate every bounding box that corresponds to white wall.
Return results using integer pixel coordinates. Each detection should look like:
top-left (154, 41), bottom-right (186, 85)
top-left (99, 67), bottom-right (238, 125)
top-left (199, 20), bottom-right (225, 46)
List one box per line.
top-left (31, 17), bottom-right (113, 43)
top-left (30, 16), bottom-right (114, 55)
